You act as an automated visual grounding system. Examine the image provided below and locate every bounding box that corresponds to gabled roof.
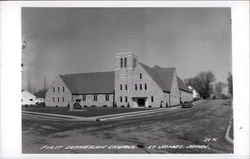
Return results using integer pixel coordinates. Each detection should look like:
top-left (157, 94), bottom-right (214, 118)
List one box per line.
top-left (177, 76), bottom-right (192, 93)
top-left (60, 71), bottom-right (114, 94)
top-left (141, 63), bottom-right (191, 93)
top-left (58, 63), bottom-right (191, 94)
top-left (140, 63), bottom-right (175, 92)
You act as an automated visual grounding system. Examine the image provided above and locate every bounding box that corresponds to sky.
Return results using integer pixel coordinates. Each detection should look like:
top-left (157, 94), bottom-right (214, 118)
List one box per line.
top-left (22, 8), bottom-right (231, 91)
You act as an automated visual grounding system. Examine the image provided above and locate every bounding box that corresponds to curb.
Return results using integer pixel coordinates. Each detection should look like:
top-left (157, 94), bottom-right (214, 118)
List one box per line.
top-left (224, 118), bottom-right (234, 145)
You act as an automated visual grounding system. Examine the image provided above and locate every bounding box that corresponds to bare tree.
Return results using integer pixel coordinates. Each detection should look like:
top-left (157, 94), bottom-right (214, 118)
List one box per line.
top-left (214, 81), bottom-right (226, 99)
top-left (185, 71), bottom-right (216, 99)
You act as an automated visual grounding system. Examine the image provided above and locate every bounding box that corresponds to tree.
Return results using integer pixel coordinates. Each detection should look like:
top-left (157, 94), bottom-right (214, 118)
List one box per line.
top-left (214, 81), bottom-right (226, 99)
top-left (184, 71), bottom-right (216, 99)
top-left (227, 72), bottom-right (233, 95)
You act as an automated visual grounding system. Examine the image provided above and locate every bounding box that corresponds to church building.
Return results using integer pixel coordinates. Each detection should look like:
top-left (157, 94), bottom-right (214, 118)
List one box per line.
top-left (45, 53), bottom-right (192, 110)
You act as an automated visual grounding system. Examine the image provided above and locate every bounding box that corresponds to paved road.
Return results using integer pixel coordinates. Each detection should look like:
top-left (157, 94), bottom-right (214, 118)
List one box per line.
top-left (22, 99), bottom-right (233, 154)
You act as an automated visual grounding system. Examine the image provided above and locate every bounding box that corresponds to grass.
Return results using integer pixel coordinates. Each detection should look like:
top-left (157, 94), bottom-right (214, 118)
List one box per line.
top-left (22, 107), bottom-right (151, 117)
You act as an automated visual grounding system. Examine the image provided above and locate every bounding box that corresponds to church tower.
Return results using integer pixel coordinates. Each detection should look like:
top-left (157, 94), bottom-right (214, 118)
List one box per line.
top-left (114, 52), bottom-right (138, 107)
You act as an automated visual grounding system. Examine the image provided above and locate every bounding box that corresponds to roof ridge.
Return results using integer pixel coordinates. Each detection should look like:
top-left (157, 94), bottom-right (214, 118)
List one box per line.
top-left (63, 71), bottom-right (114, 76)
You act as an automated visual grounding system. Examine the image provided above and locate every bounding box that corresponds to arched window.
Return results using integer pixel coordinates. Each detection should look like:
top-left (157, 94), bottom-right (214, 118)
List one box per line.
top-left (124, 58), bottom-right (127, 67)
top-left (120, 58), bottom-right (123, 68)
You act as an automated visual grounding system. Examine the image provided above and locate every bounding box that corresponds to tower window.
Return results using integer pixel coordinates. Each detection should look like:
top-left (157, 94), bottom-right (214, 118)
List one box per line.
top-left (120, 58), bottom-right (123, 68)
top-left (120, 84), bottom-right (122, 90)
top-left (135, 84), bottom-right (137, 90)
top-left (94, 94), bottom-right (97, 101)
top-left (133, 58), bottom-right (136, 68)
top-left (125, 84), bottom-right (128, 90)
top-left (140, 73), bottom-right (142, 79)
top-left (145, 83), bottom-right (147, 90)
top-left (151, 96), bottom-right (154, 102)
top-left (140, 84), bottom-right (142, 90)
top-left (120, 96), bottom-right (122, 102)
top-left (124, 58), bottom-right (127, 67)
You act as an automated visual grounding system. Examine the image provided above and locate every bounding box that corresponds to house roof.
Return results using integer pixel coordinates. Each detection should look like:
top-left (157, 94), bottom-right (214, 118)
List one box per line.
top-left (59, 63), bottom-right (191, 94)
top-left (177, 76), bottom-right (192, 93)
top-left (60, 71), bottom-right (114, 94)
top-left (141, 63), bottom-right (191, 93)
top-left (140, 63), bottom-right (175, 92)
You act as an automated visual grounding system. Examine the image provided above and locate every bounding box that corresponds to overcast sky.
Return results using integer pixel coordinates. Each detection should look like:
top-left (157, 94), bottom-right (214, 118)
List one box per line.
top-left (22, 8), bottom-right (231, 90)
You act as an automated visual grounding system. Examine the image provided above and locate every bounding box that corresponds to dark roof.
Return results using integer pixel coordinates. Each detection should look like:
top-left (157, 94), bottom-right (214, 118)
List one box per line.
top-left (141, 63), bottom-right (191, 93)
top-left (59, 63), bottom-right (191, 94)
top-left (177, 76), bottom-right (192, 93)
top-left (60, 71), bottom-right (114, 94)
top-left (140, 63), bottom-right (175, 92)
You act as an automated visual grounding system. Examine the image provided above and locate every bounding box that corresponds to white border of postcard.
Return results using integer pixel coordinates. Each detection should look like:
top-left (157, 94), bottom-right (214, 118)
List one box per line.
top-left (0, 1), bottom-right (249, 159)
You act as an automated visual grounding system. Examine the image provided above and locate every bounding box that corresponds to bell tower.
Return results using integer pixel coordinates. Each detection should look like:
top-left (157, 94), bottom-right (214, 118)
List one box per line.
top-left (114, 52), bottom-right (138, 107)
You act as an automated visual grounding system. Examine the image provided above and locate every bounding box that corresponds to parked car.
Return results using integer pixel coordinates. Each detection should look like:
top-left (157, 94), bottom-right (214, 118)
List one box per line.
top-left (181, 101), bottom-right (193, 108)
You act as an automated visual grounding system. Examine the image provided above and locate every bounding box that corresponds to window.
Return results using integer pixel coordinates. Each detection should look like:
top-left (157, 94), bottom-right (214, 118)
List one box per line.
top-left (82, 95), bottom-right (86, 101)
top-left (125, 96), bottom-right (128, 102)
top-left (145, 83), bottom-right (147, 90)
top-left (151, 96), bottom-right (154, 102)
top-left (58, 97), bottom-right (60, 102)
top-left (94, 94), bottom-right (97, 101)
top-left (29, 99), bottom-right (33, 101)
top-left (133, 58), bottom-right (136, 68)
top-left (120, 96), bottom-right (122, 102)
top-left (53, 87), bottom-right (55, 92)
top-left (124, 57), bottom-right (127, 67)
top-left (120, 58), bottom-right (123, 68)
top-left (140, 73), bottom-right (142, 79)
top-left (58, 87), bottom-right (60, 92)
top-left (53, 97), bottom-right (55, 102)
top-left (63, 87), bottom-right (65, 92)
top-left (135, 84), bottom-right (137, 90)
top-left (62, 97), bottom-right (64, 102)
top-left (125, 84), bottom-right (128, 90)
top-left (105, 94), bottom-right (109, 101)
top-left (120, 84), bottom-right (122, 90)
top-left (140, 84), bottom-right (142, 90)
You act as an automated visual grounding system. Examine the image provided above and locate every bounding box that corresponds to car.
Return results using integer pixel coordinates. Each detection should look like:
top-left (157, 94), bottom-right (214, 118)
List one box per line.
top-left (181, 101), bottom-right (193, 108)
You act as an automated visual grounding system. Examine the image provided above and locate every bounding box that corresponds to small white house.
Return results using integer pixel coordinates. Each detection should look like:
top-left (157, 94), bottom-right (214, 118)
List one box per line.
top-left (21, 90), bottom-right (37, 105)
top-left (188, 86), bottom-right (200, 99)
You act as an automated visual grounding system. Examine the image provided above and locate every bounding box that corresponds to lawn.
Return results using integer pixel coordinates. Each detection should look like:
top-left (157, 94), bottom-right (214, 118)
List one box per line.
top-left (22, 107), bottom-right (151, 117)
